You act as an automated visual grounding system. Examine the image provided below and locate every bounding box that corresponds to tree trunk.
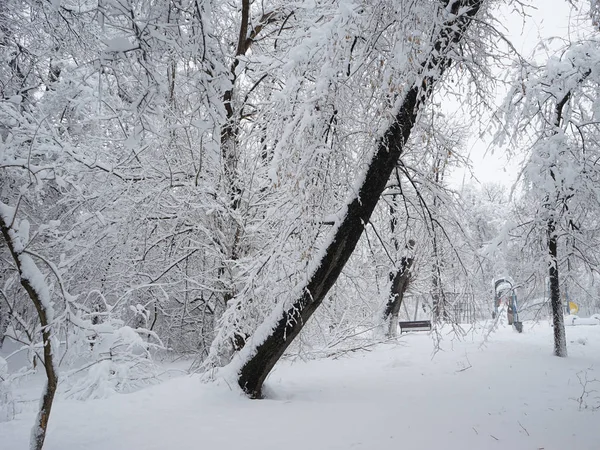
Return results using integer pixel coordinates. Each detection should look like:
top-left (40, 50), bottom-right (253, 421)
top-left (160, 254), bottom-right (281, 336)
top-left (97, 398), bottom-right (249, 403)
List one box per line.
top-left (0, 300), bottom-right (7, 348)
top-left (548, 218), bottom-right (567, 357)
top-left (431, 233), bottom-right (445, 322)
top-left (235, 0), bottom-right (484, 399)
top-left (430, 152), bottom-right (450, 323)
top-left (218, 4), bottom-right (283, 347)
top-left (384, 254), bottom-right (414, 338)
top-left (544, 87), bottom-right (579, 357)
top-left (0, 210), bottom-right (58, 450)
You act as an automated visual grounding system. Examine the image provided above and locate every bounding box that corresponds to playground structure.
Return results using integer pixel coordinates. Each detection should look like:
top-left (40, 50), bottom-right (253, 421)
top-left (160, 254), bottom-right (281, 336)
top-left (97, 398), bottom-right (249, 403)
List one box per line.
top-left (493, 277), bottom-right (523, 333)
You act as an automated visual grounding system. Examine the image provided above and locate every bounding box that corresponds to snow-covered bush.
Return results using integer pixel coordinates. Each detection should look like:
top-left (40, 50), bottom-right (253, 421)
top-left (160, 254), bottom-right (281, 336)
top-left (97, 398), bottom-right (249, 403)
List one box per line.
top-left (63, 324), bottom-right (160, 400)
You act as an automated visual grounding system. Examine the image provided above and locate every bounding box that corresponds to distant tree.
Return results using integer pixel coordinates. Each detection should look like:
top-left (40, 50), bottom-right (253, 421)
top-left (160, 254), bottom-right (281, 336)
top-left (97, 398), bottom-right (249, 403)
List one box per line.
top-left (497, 29), bottom-right (600, 356)
top-left (383, 239), bottom-right (415, 337)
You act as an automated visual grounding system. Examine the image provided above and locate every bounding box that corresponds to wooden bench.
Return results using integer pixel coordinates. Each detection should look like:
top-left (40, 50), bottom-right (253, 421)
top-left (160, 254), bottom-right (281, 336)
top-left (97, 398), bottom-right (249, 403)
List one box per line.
top-left (399, 320), bottom-right (432, 333)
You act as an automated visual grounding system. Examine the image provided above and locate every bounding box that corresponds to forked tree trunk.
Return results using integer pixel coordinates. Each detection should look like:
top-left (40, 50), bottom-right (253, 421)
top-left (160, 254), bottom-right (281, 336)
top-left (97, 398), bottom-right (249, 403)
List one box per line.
top-left (236, 0), bottom-right (484, 398)
top-left (219, 3), bottom-right (282, 346)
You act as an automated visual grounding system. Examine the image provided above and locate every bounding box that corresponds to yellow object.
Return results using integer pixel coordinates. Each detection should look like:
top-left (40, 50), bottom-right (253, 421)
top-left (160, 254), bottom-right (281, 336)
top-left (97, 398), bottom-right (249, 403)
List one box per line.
top-left (569, 301), bottom-right (579, 314)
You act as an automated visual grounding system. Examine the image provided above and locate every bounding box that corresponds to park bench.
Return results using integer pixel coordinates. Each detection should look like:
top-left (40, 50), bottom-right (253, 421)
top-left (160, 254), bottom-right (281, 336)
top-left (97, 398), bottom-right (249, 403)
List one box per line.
top-left (399, 320), bottom-right (432, 333)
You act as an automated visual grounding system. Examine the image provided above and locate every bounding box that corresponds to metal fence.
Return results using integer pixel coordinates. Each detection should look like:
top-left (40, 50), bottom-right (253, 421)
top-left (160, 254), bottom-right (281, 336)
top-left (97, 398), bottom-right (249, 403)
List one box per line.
top-left (401, 293), bottom-right (483, 324)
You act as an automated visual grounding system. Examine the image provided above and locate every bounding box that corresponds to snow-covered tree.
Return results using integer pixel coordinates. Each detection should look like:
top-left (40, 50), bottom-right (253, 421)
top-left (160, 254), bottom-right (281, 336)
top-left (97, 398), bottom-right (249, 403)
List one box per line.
top-left (198, 0), bottom-right (491, 398)
top-left (496, 19), bottom-right (600, 356)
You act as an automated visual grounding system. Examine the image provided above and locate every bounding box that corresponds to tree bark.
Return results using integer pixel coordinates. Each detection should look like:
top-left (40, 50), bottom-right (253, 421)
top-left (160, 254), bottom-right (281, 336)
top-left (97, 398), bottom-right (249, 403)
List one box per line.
top-left (431, 231), bottom-right (446, 322)
top-left (217, 4), bottom-right (284, 353)
top-left (0, 212), bottom-right (58, 450)
top-left (236, 0), bottom-right (484, 399)
top-left (548, 218), bottom-right (567, 357)
top-left (544, 87), bottom-right (580, 357)
top-left (430, 152), bottom-right (450, 323)
top-left (0, 299), bottom-right (7, 348)
top-left (384, 253), bottom-right (414, 338)
top-left (221, 2), bottom-right (281, 203)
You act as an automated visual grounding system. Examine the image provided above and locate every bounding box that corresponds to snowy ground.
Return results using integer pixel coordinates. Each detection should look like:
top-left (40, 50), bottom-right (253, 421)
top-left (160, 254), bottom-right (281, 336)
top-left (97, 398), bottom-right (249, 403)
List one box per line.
top-left (1, 320), bottom-right (599, 450)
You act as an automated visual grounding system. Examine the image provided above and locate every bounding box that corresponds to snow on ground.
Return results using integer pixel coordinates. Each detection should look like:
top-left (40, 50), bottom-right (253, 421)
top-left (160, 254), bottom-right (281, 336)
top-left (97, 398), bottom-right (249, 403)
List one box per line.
top-left (1, 321), bottom-right (599, 450)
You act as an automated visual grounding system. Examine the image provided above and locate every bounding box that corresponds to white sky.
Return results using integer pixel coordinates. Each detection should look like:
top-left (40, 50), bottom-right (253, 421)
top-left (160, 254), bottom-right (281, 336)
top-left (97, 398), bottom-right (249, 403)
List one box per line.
top-left (449, 0), bottom-right (590, 188)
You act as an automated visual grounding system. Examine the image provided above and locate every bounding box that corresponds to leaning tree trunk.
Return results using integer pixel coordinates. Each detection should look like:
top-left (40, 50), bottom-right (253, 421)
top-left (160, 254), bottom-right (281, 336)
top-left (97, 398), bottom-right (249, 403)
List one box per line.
top-left (235, 0), bottom-right (484, 399)
top-left (0, 208), bottom-right (58, 450)
top-left (384, 253), bottom-right (414, 338)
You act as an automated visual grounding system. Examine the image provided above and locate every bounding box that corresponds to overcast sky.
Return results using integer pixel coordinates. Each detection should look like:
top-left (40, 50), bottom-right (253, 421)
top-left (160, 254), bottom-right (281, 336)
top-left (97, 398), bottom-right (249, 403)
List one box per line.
top-left (449, 0), bottom-right (591, 189)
